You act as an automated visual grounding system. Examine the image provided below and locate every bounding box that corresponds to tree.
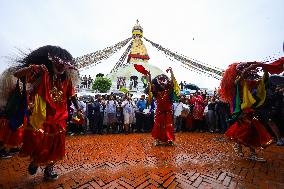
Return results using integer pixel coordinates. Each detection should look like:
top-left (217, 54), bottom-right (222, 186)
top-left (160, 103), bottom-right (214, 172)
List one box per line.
top-left (92, 77), bottom-right (112, 93)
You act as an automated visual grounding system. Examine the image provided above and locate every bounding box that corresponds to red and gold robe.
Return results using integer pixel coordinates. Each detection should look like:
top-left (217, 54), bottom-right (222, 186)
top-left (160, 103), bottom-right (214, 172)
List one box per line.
top-left (21, 66), bottom-right (75, 165)
top-left (151, 89), bottom-right (175, 142)
top-left (192, 95), bottom-right (205, 120)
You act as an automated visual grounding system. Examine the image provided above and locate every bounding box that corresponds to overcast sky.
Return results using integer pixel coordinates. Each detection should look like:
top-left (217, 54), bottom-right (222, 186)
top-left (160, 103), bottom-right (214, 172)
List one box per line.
top-left (0, 0), bottom-right (283, 89)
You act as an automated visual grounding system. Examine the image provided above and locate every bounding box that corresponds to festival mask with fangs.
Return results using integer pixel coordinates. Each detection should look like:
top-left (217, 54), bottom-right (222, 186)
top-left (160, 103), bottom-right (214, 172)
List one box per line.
top-left (236, 62), bottom-right (262, 80)
top-left (153, 74), bottom-right (170, 91)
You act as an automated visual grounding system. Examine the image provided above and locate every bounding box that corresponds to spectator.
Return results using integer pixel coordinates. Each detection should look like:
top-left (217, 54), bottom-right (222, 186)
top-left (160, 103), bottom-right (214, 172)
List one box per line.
top-left (105, 95), bottom-right (117, 133)
top-left (179, 81), bottom-right (184, 91)
top-left (192, 91), bottom-right (205, 132)
top-left (83, 75), bottom-right (87, 88)
top-left (136, 95), bottom-right (147, 132)
top-left (86, 97), bottom-right (95, 133)
top-left (207, 96), bottom-right (217, 133)
top-left (116, 103), bottom-right (124, 133)
top-left (93, 95), bottom-right (104, 134)
top-left (121, 96), bottom-right (133, 134)
top-left (174, 100), bottom-right (183, 132)
top-left (88, 75), bottom-right (93, 89)
top-left (215, 98), bottom-right (230, 133)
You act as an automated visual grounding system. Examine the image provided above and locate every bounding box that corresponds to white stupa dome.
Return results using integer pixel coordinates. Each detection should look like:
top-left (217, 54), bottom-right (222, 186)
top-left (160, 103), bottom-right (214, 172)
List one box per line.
top-left (107, 62), bottom-right (166, 81)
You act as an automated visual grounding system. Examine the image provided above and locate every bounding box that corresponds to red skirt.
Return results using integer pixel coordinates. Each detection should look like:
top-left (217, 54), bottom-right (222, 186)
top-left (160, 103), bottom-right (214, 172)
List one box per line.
top-left (225, 117), bottom-right (272, 149)
top-left (0, 117), bottom-right (24, 148)
top-left (20, 120), bottom-right (66, 165)
top-left (152, 111), bottom-right (175, 142)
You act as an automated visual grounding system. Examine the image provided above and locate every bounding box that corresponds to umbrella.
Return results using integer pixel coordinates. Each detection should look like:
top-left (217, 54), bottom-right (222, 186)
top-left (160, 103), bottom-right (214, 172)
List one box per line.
top-left (96, 73), bottom-right (104, 77)
top-left (185, 83), bottom-right (200, 90)
top-left (130, 75), bottom-right (138, 80)
top-left (180, 90), bottom-right (190, 95)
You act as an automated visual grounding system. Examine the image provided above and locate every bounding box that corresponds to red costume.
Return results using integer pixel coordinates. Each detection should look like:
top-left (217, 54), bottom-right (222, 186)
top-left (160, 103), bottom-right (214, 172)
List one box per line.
top-left (225, 110), bottom-right (272, 148)
top-left (0, 78), bottom-right (27, 152)
top-left (151, 89), bottom-right (175, 142)
top-left (21, 66), bottom-right (75, 165)
top-left (0, 118), bottom-right (25, 148)
top-left (192, 95), bottom-right (205, 120)
top-left (220, 60), bottom-right (279, 150)
top-left (0, 45), bottom-right (78, 179)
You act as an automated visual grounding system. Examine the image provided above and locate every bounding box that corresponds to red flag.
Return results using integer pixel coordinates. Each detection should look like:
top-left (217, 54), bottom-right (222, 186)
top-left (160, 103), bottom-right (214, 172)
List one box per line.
top-left (134, 64), bottom-right (149, 75)
top-left (262, 57), bottom-right (284, 74)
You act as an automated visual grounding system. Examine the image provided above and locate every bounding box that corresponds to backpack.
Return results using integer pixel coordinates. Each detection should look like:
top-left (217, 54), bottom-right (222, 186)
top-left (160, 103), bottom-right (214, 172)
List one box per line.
top-left (5, 79), bottom-right (28, 131)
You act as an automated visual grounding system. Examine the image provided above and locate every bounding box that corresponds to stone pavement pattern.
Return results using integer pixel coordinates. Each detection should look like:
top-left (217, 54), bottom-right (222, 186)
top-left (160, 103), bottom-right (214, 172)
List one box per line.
top-left (0, 133), bottom-right (284, 189)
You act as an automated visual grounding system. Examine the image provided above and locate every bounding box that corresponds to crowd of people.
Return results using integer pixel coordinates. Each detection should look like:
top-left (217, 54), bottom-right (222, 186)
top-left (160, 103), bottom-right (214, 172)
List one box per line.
top-left (79, 75), bottom-right (93, 89)
top-left (174, 92), bottom-right (230, 134)
top-left (116, 77), bottom-right (126, 89)
top-left (68, 91), bottom-right (229, 136)
top-left (67, 85), bottom-right (284, 145)
top-left (67, 80), bottom-right (284, 154)
top-left (67, 94), bottom-right (153, 135)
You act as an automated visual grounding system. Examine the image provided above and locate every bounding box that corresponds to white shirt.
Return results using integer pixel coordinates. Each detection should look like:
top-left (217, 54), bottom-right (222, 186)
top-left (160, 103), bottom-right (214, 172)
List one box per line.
top-left (174, 102), bottom-right (183, 117)
top-left (79, 101), bottom-right (86, 112)
top-left (122, 100), bottom-right (132, 114)
top-left (106, 100), bottom-right (116, 114)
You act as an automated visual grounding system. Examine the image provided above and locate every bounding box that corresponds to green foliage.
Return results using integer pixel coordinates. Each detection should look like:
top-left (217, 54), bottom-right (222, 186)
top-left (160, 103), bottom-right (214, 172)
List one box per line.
top-left (119, 87), bottom-right (129, 94)
top-left (92, 77), bottom-right (112, 93)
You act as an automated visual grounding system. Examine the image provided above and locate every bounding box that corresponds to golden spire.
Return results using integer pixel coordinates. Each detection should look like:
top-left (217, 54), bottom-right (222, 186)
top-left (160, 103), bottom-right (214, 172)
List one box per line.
top-left (128, 20), bottom-right (149, 63)
top-left (132, 19), bottom-right (143, 37)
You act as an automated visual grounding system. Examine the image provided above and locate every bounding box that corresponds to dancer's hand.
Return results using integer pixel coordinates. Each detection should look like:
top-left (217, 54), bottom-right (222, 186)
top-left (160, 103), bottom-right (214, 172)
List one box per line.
top-left (166, 67), bottom-right (172, 73)
top-left (14, 64), bottom-right (47, 79)
top-left (166, 67), bottom-right (174, 83)
top-left (14, 67), bottom-right (31, 78)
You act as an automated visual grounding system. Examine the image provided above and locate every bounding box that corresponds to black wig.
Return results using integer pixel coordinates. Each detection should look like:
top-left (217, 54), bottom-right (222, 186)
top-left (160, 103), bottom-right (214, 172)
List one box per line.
top-left (19, 45), bottom-right (74, 79)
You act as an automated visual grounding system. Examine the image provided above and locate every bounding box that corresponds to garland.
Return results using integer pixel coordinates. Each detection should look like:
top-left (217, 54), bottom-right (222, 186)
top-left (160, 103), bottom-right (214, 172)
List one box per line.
top-left (143, 37), bottom-right (224, 79)
top-left (74, 37), bottom-right (132, 70)
top-left (109, 41), bottom-right (133, 73)
top-left (163, 52), bottom-right (222, 80)
top-left (74, 36), bottom-right (226, 81)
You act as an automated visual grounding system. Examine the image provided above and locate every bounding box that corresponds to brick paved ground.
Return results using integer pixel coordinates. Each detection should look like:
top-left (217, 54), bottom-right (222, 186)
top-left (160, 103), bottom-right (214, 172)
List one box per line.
top-left (0, 133), bottom-right (284, 189)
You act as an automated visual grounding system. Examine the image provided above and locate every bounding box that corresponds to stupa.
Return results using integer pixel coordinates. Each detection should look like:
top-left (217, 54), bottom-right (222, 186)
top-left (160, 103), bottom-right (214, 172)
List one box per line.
top-left (107, 20), bottom-right (165, 92)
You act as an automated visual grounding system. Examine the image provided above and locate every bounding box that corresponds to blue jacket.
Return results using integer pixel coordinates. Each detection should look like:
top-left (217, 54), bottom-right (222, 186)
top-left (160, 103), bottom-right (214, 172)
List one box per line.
top-left (137, 99), bottom-right (146, 112)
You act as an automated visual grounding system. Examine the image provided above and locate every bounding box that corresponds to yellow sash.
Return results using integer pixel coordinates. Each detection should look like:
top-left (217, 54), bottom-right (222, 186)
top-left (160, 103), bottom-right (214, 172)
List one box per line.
top-left (29, 94), bottom-right (46, 130)
top-left (241, 81), bottom-right (256, 110)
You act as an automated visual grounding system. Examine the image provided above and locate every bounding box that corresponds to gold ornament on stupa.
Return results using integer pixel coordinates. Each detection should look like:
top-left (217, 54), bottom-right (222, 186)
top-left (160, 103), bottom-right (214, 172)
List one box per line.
top-left (127, 20), bottom-right (150, 63)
